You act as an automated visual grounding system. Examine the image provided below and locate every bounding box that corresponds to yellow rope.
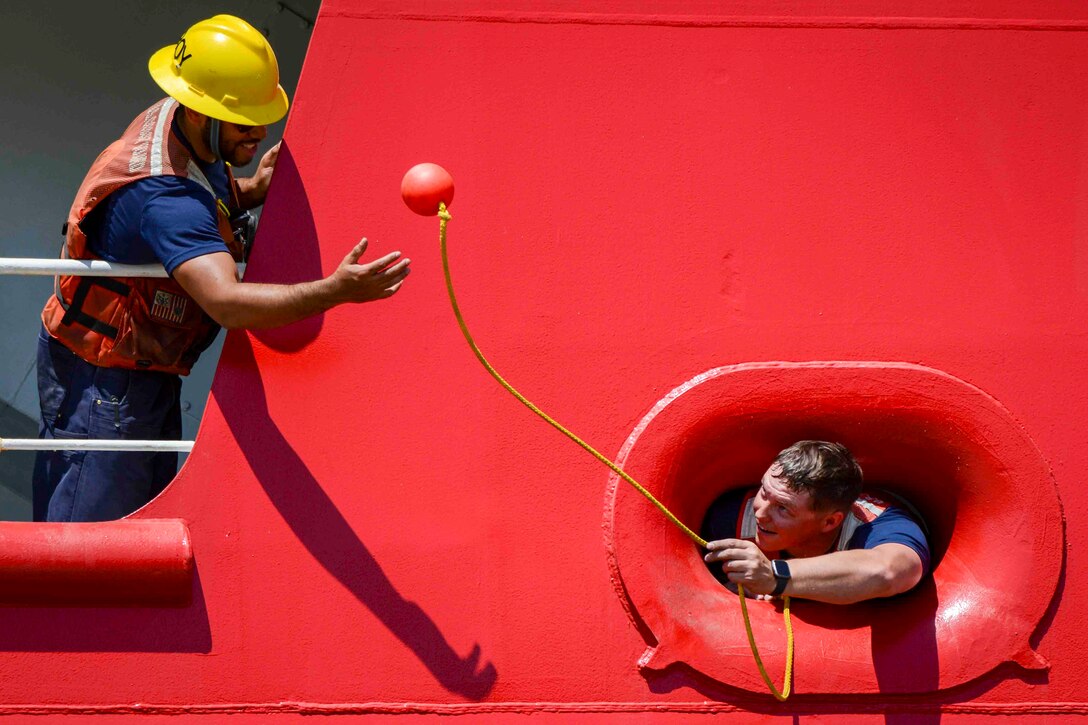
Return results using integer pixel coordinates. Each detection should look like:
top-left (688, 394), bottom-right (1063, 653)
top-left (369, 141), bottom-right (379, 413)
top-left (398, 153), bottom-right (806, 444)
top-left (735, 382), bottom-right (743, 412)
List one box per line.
top-left (737, 584), bottom-right (793, 701)
top-left (437, 202), bottom-right (792, 699)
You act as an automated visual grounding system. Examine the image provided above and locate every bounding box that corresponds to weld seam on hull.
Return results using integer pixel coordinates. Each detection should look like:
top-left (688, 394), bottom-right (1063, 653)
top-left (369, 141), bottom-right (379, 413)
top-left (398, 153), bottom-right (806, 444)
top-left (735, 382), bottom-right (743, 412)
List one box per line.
top-left (2, 701), bottom-right (1088, 716)
top-left (324, 10), bottom-right (1088, 32)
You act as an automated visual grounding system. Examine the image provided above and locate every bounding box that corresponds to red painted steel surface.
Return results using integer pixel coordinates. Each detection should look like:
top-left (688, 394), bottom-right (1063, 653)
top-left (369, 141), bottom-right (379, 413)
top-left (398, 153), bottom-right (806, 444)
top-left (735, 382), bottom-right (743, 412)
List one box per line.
top-left (2, 0), bottom-right (1087, 719)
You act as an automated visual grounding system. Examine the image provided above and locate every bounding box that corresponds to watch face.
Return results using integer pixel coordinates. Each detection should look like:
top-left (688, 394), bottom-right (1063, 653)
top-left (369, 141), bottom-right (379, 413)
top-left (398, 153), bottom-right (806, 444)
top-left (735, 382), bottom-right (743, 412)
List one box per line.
top-left (772, 559), bottom-right (791, 579)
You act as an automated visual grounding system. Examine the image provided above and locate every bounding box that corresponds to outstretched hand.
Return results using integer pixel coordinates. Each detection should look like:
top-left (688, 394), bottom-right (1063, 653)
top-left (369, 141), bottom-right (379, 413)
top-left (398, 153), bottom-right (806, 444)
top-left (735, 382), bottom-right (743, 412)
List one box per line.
top-left (329, 238), bottom-right (411, 303)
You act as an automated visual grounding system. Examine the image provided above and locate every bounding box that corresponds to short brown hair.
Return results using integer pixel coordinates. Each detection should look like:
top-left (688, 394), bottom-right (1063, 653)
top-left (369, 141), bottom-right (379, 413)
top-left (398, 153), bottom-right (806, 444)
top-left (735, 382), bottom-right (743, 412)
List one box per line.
top-left (773, 441), bottom-right (863, 512)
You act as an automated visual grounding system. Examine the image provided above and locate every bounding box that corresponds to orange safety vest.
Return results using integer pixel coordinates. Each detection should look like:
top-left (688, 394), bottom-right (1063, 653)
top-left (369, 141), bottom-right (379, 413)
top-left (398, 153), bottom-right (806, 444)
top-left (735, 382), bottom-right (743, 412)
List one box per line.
top-left (736, 489), bottom-right (890, 558)
top-left (41, 98), bottom-right (247, 375)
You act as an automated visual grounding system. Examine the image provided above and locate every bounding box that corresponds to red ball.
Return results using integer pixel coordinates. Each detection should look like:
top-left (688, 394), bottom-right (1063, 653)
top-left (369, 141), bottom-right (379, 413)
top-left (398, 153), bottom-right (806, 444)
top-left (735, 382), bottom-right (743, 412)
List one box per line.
top-left (401, 163), bottom-right (455, 216)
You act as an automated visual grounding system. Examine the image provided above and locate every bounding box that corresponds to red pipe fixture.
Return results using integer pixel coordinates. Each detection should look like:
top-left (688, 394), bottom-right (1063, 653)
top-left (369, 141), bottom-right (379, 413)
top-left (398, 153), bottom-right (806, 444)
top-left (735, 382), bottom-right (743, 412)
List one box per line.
top-left (0, 519), bottom-right (193, 607)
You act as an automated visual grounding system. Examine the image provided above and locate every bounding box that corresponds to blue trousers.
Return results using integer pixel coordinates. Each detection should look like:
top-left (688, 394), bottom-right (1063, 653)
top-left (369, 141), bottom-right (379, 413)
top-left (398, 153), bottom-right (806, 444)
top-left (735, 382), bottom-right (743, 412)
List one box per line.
top-left (32, 328), bottom-right (182, 522)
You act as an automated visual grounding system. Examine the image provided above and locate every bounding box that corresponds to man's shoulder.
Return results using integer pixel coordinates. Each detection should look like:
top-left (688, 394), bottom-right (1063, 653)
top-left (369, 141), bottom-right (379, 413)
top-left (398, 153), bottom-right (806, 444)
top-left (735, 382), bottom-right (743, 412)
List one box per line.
top-left (132, 174), bottom-right (211, 196)
top-left (97, 174), bottom-right (210, 211)
top-left (849, 493), bottom-right (921, 535)
top-left (121, 175), bottom-right (221, 231)
top-left (94, 175), bottom-right (214, 233)
top-left (847, 496), bottom-right (932, 573)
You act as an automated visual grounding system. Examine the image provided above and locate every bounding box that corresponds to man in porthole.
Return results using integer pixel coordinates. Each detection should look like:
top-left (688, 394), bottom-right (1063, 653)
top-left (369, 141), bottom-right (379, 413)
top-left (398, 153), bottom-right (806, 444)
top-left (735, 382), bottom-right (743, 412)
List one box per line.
top-left (702, 441), bottom-right (930, 604)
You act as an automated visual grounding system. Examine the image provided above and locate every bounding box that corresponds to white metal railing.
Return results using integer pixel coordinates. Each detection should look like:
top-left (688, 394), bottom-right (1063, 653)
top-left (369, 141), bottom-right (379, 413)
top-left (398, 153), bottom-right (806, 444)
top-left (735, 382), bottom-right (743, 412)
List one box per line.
top-left (1, 438), bottom-right (194, 453)
top-left (0, 258), bottom-right (245, 278)
top-left (1, 258), bottom-right (168, 278)
top-left (0, 257), bottom-right (219, 454)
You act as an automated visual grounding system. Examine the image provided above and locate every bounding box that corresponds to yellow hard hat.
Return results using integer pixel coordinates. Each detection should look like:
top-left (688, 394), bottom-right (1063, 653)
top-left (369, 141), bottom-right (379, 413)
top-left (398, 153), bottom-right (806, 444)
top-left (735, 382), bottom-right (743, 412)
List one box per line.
top-left (148, 15), bottom-right (289, 126)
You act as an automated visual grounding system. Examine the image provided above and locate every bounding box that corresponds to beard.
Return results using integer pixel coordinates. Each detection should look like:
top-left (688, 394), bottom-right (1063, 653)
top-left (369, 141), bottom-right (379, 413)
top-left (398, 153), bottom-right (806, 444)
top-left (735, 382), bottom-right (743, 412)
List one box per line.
top-left (218, 140), bottom-right (257, 167)
top-left (201, 120), bottom-right (257, 167)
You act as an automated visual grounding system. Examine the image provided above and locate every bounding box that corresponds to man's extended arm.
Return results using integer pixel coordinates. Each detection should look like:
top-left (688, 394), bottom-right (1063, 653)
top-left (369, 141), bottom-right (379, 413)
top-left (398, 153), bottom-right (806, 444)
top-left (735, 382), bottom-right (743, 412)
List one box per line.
top-left (172, 238), bottom-right (410, 330)
top-left (704, 538), bottom-right (924, 605)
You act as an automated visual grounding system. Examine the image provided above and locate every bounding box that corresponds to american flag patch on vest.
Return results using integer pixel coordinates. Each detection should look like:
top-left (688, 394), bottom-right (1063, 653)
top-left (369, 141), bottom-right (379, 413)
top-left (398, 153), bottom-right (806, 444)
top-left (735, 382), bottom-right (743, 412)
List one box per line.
top-left (151, 290), bottom-right (187, 324)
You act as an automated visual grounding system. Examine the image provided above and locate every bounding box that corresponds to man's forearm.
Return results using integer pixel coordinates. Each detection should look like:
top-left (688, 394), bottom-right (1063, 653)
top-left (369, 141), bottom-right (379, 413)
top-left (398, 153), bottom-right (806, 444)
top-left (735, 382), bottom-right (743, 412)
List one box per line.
top-left (782, 545), bottom-right (923, 604)
top-left (210, 277), bottom-right (340, 329)
top-left (173, 243), bottom-right (410, 332)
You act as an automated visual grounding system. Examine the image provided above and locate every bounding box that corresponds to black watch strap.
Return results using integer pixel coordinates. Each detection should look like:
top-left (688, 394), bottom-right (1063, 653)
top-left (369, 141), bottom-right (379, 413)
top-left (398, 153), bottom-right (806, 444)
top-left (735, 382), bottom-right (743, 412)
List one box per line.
top-left (771, 559), bottom-right (791, 597)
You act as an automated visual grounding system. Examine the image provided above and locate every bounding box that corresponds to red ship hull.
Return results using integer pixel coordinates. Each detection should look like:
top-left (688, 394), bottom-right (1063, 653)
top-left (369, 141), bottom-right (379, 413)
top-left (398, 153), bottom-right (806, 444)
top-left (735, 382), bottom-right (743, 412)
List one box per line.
top-left (1, 1), bottom-right (1084, 719)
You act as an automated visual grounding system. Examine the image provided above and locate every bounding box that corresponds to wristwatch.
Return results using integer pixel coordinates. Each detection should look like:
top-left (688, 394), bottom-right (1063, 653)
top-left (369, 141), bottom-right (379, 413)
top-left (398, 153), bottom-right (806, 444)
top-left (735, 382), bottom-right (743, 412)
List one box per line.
top-left (771, 559), bottom-right (792, 597)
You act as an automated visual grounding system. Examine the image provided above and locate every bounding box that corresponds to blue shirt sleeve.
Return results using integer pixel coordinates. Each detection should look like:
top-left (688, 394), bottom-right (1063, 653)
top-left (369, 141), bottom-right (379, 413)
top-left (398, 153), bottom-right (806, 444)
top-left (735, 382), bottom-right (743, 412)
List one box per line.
top-left (84, 175), bottom-right (230, 275)
top-left (139, 177), bottom-right (231, 275)
top-left (849, 506), bottom-right (932, 575)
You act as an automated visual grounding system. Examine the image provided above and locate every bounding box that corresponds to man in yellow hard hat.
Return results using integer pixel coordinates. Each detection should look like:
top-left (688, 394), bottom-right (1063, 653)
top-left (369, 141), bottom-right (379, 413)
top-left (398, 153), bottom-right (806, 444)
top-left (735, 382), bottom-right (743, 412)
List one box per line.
top-left (33, 15), bottom-right (410, 522)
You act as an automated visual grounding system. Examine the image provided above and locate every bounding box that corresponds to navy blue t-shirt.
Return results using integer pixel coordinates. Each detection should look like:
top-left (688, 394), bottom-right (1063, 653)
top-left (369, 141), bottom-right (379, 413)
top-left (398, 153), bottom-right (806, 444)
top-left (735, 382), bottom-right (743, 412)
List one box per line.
top-left (701, 488), bottom-right (932, 575)
top-left (81, 116), bottom-right (231, 275)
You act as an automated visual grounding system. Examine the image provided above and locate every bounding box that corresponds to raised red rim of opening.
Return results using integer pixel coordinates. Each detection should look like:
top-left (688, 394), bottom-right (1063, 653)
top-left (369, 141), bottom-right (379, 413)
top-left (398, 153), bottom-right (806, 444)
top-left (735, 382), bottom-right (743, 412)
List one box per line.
top-left (605, 361), bottom-right (1062, 694)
